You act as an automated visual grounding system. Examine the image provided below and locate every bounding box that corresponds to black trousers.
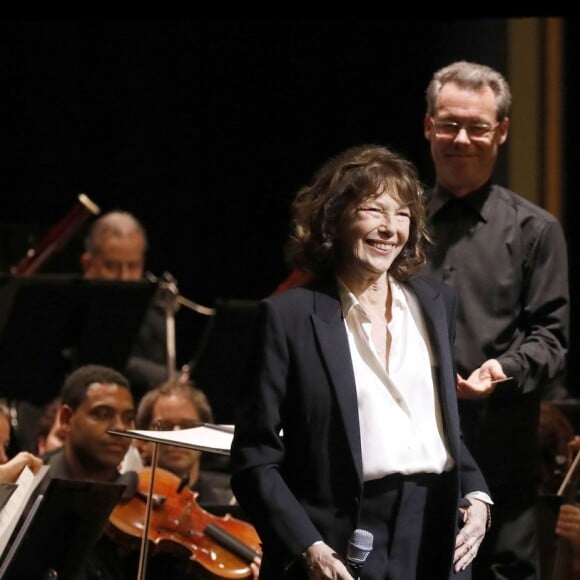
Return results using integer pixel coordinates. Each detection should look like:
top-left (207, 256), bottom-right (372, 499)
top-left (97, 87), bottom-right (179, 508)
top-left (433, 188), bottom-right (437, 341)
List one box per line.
top-left (358, 471), bottom-right (469, 580)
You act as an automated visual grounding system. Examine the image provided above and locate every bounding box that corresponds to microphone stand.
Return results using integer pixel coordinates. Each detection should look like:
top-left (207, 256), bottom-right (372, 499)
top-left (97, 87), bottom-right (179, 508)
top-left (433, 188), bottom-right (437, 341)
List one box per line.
top-left (136, 439), bottom-right (160, 580)
top-left (147, 272), bottom-right (216, 381)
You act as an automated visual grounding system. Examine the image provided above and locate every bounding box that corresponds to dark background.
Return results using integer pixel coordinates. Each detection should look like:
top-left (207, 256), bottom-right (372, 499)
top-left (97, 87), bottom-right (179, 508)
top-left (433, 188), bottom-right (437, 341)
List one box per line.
top-left (0, 19), bottom-right (577, 392)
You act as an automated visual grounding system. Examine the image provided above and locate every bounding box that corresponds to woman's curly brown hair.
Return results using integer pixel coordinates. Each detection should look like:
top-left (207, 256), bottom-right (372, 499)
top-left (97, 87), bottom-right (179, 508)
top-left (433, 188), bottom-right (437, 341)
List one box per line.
top-left (284, 144), bottom-right (431, 282)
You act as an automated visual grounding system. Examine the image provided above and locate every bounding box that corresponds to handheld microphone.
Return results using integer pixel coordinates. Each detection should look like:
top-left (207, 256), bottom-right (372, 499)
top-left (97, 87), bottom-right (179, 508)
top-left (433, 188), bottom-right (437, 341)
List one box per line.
top-left (346, 528), bottom-right (374, 579)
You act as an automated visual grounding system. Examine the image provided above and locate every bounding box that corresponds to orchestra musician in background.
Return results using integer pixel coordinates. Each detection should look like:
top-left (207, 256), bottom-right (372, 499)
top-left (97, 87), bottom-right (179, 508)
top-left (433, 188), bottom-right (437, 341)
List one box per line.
top-left (123, 379), bottom-right (260, 579)
top-left (131, 378), bottom-right (234, 506)
top-left (1, 209), bottom-right (171, 458)
top-left (553, 434), bottom-right (580, 580)
top-left (36, 364), bottom-right (137, 580)
top-left (81, 210), bottom-right (171, 400)
top-left (536, 402), bottom-right (580, 579)
top-left (0, 399), bottom-right (43, 483)
top-left (35, 395), bottom-right (66, 456)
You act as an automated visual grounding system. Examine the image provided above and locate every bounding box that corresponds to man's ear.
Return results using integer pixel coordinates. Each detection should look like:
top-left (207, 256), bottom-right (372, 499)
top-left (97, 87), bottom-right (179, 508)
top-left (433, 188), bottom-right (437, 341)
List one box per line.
top-left (80, 252), bottom-right (92, 274)
top-left (497, 117), bottom-right (509, 145)
top-left (424, 114), bottom-right (433, 141)
top-left (59, 405), bottom-right (74, 434)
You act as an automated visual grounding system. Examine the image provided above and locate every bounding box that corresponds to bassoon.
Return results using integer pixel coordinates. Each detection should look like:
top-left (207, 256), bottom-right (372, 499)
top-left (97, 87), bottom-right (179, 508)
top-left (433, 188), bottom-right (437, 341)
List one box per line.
top-left (11, 193), bottom-right (100, 276)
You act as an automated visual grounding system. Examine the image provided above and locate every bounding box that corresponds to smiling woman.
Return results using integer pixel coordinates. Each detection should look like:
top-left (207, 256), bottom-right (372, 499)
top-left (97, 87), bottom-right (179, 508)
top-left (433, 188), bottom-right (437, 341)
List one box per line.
top-left (339, 191), bottom-right (411, 302)
top-left (230, 143), bottom-right (492, 580)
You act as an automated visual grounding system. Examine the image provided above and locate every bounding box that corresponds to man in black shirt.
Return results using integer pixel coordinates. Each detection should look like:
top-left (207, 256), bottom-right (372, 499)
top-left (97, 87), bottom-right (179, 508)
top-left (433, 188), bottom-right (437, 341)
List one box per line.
top-left (421, 60), bottom-right (570, 579)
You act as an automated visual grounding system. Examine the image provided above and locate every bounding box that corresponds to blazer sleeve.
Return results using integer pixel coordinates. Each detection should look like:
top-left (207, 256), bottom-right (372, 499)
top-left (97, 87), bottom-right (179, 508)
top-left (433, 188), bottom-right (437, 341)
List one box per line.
top-left (230, 298), bottom-right (323, 564)
top-left (440, 280), bottom-right (490, 497)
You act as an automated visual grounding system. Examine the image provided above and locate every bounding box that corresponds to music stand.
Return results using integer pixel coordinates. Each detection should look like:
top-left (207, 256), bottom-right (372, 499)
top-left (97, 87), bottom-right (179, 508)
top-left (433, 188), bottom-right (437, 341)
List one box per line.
top-left (188, 298), bottom-right (261, 425)
top-left (0, 274), bottom-right (156, 406)
top-left (109, 423), bottom-right (234, 456)
top-left (0, 478), bottom-right (126, 580)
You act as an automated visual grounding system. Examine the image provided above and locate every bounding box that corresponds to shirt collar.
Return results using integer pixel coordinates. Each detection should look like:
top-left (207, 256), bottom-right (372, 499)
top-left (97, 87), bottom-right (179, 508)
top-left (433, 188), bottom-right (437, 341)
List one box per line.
top-left (337, 277), bottom-right (359, 318)
top-left (427, 181), bottom-right (494, 223)
top-left (336, 276), bottom-right (406, 318)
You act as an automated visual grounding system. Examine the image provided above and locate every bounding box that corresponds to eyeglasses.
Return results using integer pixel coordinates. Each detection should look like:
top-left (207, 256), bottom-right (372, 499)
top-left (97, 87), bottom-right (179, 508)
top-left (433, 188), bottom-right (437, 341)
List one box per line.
top-left (151, 418), bottom-right (201, 431)
top-left (430, 119), bottom-right (500, 139)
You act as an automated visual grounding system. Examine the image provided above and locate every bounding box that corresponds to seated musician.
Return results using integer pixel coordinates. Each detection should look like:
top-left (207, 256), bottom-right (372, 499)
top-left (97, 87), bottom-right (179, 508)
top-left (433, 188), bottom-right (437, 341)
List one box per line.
top-left (124, 378), bottom-right (260, 579)
top-left (33, 366), bottom-right (256, 580)
top-left (538, 401), bottom-right (580, 579)
top-left (132, 378), bottom-right (234, 506)
top-left (0, 398), bottom-right (42, 483)
top-left (38, 364), bottom-right (138, 580)
top-left (81, 210), bottom-right (171, 400)
top-left (5, 210), bottom-right (165, 458)
top-left (35, 395), bottom-right (66, 455)
top-left (553, 433), bottom-right (580, 579)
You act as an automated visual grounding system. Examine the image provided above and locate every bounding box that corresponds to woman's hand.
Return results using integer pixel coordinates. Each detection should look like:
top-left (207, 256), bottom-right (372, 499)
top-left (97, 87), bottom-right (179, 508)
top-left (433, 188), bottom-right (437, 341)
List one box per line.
top-left (0, 451), bottom-right (43, 483)
top-left (454, 498), bottom-right (489, 572)
top-left (302, 541), bottom-right (353, 579)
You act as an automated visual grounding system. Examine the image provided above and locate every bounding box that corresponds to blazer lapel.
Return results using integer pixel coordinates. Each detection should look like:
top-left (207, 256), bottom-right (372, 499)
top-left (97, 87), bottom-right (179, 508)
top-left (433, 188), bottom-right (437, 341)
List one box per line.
top-left (408, 277), bottom-right (459, 447)
top-left (407, 276), bottom-right (447, 344)
top-left (310, 284), bottom-right (363, 482)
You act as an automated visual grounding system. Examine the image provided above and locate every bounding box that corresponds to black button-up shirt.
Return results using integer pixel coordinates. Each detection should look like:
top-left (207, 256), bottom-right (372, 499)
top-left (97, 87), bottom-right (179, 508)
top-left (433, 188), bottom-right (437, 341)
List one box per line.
top-left (422, 182), bottom-right (570, 487)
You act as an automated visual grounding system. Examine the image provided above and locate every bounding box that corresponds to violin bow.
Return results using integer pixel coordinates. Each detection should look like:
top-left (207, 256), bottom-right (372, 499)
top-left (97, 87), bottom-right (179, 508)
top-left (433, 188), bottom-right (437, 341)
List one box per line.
top-left (557, 448), bottom-right (580, 497)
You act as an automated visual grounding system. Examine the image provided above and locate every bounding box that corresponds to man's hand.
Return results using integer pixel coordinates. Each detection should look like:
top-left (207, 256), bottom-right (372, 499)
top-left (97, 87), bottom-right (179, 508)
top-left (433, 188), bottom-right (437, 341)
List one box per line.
top-left (302, 541), bottom-right (353, 579)
top-left (456, 359), bottom-right (507, 399)
top-left (454, 498), bottom-right (489, 572)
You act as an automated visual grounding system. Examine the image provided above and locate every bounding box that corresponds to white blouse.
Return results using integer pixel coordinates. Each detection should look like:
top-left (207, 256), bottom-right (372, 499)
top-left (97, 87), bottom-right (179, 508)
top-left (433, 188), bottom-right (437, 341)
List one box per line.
top-left (338, 277), bottom-right (454, 481)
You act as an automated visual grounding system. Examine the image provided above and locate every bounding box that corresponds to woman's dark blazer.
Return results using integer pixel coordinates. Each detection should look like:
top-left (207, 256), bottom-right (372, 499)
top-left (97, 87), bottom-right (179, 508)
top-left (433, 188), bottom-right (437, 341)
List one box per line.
top-left (230, 275), bottom-right (489, 578)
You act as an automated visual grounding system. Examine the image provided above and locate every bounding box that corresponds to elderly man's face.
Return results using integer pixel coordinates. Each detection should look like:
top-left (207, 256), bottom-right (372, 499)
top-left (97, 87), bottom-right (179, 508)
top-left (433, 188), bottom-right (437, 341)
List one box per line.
top-left (83, 232), bottom-right (145, 281)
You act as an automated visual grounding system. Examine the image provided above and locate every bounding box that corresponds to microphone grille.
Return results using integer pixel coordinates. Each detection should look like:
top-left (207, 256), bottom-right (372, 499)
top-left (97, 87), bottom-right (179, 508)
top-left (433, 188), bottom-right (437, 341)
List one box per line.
top-left (347, 528), bottom-right (374, 563)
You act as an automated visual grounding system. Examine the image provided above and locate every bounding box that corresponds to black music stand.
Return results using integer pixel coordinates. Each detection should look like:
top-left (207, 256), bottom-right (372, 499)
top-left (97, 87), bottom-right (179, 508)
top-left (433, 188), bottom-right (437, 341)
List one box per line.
top-left (188, 298), bottom-right (261, 426)
top-left (0, 478), bottom-right (126, 580)
top-left (0, 274), bottom-right (156, 406)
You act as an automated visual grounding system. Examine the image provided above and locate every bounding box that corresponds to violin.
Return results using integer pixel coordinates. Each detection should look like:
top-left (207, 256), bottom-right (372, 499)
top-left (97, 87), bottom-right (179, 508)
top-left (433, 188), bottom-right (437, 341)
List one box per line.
top-left (107, 467), bottom-right (262, 579)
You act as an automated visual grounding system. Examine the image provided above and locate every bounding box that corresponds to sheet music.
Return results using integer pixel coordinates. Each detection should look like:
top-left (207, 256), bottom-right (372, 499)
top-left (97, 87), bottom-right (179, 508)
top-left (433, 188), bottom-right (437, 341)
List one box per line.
top-left (0, 465), bottom-right (50, 557)
top-left (0, 484), bottom-right (17, 512)
top-left (110, 424), bottom-right (234, 455)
